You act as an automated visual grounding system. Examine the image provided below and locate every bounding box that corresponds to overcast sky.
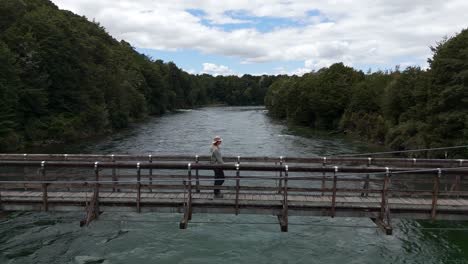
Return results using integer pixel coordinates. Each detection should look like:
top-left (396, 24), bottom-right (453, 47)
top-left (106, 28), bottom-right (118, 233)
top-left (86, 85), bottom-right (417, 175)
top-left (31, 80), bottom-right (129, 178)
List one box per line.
top-left (51, 0), bottom-right (467, 76)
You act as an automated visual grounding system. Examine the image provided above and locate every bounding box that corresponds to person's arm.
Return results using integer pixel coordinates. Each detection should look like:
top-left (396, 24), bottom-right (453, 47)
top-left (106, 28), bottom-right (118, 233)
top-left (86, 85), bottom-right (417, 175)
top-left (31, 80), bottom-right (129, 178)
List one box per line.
top-left (213, 148), bottom-right (224, 164)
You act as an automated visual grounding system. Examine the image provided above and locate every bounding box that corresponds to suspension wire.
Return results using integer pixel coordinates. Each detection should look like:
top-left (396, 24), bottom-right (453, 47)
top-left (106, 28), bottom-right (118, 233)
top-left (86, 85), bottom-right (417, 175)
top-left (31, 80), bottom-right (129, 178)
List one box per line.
top-left (329, 166), bottom-right (468, 179)
top-left (331, 145), bottom-right (468, 157)
top-left (3, 145), bottom-right (467, 166)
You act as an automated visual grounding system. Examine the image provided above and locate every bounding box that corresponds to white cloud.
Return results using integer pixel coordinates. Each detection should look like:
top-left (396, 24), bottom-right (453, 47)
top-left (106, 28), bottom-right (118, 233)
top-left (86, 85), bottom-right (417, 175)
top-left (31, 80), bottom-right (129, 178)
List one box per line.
top-left (183, 68), bottom-right (197, 75)
top-left (202, 63), bottom-right (235, 76)
top-left (51, 0), bottom-right (468, 71)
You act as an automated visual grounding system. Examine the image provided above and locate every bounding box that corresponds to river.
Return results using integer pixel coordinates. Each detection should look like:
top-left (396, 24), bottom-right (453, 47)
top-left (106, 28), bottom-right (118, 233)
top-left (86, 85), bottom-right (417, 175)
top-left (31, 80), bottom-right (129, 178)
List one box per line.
top-left (1, 106), bottom-right (467, 263)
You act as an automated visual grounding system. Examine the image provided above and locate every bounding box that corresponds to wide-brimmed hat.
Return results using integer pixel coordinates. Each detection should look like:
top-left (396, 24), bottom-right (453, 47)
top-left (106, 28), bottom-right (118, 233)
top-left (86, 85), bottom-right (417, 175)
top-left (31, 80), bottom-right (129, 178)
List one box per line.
top-left (212, 136), bottom-right (223, 144)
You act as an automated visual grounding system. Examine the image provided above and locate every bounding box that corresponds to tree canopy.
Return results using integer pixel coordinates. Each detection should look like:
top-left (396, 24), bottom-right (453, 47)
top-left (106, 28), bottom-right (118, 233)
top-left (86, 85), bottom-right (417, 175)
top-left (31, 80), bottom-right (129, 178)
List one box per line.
top-left (265, 29), bottom-right (468, 156)
top-left (0, 0), bottom-right (271, 151)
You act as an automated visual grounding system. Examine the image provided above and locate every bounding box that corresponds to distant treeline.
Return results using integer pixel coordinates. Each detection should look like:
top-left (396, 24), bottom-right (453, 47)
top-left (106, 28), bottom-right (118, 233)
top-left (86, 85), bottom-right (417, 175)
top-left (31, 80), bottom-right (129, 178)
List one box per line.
top-left (265, 28), bottom-right (468, 156)
top-left (0, 0), bottom-right (277, 150)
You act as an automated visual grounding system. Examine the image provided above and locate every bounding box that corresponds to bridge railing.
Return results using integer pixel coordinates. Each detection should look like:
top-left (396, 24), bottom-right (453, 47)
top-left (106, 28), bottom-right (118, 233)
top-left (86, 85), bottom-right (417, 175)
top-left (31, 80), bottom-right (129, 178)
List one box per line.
top-left (1, 159), bottom-right (467, 231)
top-left (1, 160), bottom-right (467, 198)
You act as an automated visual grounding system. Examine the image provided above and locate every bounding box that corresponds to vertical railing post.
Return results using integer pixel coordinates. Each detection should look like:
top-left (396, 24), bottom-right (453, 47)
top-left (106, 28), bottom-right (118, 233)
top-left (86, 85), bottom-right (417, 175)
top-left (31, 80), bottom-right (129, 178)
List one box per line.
top-left (431, 168), bottom-right (441, 220)
top-left (187, 163), bottom-right (193, 220)
top-left (277, 165), bottom-right (289, 232)
top-left (235, 163), bottom-right (240, 215)
top-left (180, 163), bottom-right (193, 229)
top-left (284, 165), bottom-right (288, 211)
top-left (41, 161), bottom-right (48, 212)
top-left (111, 154), bottom-right (118, 192)
top-left (80, 161), bottom-right (102, 227)
top-left (94, 161), bottom-right (100, 219)
top-left (195, 155), bottom-right (200, 193)
top-left (278, 156), bottom-right (283, 194)
top-left (148, 155), bottom-right (153, 193)
top-left (64, 154), bottom-right (71, 191)
top-left (23, 154), bottom-right (28, 191)
top-left (331, 166), bottom-right (338, 218)
top-left (451, 160), bottom-right (464, 196)
top-left (443, 154), bottom-right (448, 191)
top-left (361, 157), bottom-right (371, 197)
top-left (377, 167), bottom-right (393, 235)
top-left (380, 167), bottom-right (389, 220)
top-left (137, 162), bottom-right (141, 213)
top-left (321, 157), bottom-right (327, 196)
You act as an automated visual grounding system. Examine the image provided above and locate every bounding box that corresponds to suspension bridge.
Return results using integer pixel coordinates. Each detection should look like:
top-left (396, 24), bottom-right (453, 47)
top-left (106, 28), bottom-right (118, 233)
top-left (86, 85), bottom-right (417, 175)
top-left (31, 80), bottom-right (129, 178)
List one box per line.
top-left (0, 148), bottom-right (467, 235)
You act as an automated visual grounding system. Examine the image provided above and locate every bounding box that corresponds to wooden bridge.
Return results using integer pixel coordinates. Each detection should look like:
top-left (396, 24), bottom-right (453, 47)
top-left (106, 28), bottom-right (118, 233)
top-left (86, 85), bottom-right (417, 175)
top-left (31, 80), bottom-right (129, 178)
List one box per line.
top-left (1, 153), bottom-right (467, 234)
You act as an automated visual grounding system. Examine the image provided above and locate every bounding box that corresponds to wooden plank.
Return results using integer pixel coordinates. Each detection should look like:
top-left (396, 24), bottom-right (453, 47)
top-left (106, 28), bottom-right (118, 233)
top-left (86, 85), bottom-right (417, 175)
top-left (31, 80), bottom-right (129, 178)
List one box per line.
top-left (437, 199), bottom-right (450, 206)
top-left (448, 199), bottom-right (465, 206)
top-left (99, 192), bottom-right (111, 198)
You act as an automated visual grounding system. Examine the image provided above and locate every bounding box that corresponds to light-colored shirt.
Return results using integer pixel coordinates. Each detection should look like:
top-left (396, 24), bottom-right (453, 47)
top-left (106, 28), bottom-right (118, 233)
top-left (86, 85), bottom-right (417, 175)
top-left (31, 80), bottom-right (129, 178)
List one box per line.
top-left (210, 146), bottom-right (224, 164)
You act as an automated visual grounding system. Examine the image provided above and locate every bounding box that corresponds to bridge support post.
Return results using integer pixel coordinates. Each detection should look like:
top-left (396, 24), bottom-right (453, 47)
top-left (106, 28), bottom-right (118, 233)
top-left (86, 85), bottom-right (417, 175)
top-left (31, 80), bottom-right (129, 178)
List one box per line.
top-left (374, 167), bottom-right (392, 235)
top-left (180, 163), bottom-right (193, 229)
top-left (80, 162), bottom-right (100, 227)
top-left (278, 165), bottom-right (288, 232)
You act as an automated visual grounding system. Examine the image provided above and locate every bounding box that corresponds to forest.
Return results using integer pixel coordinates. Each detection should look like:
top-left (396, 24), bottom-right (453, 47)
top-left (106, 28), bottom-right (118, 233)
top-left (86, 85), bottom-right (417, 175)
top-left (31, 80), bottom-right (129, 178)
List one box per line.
top-left (0, 0), bottom-right (276, 151)
top-left (0, 0), bottom-right (467, 155)
top-left (265, 29), bottom-right (468, 155)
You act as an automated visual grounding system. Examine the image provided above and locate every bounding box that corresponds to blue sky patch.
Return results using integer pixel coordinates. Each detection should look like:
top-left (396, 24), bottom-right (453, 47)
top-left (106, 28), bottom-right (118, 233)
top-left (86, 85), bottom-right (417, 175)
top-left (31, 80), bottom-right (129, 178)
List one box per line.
top-left (185, 8), bottom-right (333, 33)
top-left (218, 10), bottom-right (309, 32)
top-left (186, 9), bottom-right (206, 17)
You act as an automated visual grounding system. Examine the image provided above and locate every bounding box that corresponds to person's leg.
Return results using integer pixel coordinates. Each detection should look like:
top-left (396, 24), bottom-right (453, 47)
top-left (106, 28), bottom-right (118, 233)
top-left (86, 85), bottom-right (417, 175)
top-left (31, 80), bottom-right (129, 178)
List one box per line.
top-left (214, 169), bottom-right (224, 196)
top-left (214, 169), bottom-right (220, 195)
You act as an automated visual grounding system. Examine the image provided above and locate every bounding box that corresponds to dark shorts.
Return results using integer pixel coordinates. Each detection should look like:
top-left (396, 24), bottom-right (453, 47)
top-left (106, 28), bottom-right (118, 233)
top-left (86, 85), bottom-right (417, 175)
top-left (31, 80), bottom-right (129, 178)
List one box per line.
top-left (214, 169), bottom-right (225, 186)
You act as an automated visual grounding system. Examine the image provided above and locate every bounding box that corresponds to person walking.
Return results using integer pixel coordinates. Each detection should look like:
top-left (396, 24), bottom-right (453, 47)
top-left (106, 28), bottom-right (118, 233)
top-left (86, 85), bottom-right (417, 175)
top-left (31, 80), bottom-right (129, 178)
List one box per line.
top-left (210, 136), bottom-right (225, 198)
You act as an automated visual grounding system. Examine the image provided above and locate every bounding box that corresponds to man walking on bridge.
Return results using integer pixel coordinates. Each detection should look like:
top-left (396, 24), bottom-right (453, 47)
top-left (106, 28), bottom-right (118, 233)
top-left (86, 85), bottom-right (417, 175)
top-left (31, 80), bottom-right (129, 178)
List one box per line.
top-left (211, 136), bottom-right (225, 198)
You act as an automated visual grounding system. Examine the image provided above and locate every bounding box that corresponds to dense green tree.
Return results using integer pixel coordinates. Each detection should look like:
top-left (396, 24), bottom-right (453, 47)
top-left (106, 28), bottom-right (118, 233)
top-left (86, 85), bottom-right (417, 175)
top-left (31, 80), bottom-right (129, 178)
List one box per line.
top-left (0, 41), bottom-right (20, 150)
top-left (0, 0), bottom-right (271, 151)
top-left (265, 29), bottom-right (468, 154)
top-left (427, 29), bottom-right (468, 148)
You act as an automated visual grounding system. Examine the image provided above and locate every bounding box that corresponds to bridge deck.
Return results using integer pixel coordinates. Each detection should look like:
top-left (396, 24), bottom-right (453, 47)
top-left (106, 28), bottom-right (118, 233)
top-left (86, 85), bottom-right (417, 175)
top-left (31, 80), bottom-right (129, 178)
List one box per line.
top-left (2, 191), bottom-right (467, 220)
